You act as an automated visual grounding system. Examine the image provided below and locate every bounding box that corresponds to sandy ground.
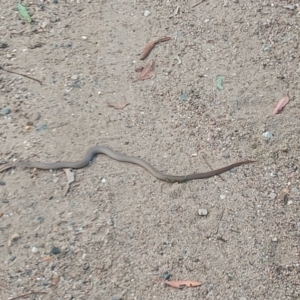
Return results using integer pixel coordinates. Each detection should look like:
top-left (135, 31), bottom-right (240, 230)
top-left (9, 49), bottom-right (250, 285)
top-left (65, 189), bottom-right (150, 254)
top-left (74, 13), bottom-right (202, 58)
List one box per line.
top-left (0, 1), bottom-right (300, 299)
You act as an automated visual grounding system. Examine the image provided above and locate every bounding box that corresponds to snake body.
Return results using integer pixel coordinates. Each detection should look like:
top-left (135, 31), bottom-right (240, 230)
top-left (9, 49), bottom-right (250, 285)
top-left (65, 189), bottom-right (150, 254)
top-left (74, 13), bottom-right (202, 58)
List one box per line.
top-left (13, 146), bottom-right (255, 183)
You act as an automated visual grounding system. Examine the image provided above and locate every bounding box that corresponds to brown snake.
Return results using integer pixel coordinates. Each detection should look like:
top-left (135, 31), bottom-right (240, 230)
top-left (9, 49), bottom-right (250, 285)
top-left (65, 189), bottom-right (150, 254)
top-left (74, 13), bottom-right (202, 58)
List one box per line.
top-left (0, 146), bottom-right (255, 183)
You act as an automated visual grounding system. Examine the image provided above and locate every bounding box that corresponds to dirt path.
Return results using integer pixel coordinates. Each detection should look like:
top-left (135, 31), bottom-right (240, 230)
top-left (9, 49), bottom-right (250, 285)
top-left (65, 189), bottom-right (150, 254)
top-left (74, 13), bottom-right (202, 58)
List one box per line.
top-left (1, 1), bottom-right (299, 299)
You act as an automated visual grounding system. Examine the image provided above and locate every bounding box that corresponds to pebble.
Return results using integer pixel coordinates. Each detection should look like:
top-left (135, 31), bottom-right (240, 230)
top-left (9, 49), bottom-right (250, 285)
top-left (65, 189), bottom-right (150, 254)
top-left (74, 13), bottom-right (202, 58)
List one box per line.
top-left (220, 195), bottom-right (226, 200)
top-left (102, 178), bottom-right (107, 183)
top-left (82, 36), bottom-right (88, 40)
top-left (32, 247), bottom-right (40, 253)
top-left (37, 124), bottom-right (48, 131)
top-left (9, 255), bottom-right (16, 262)
top-left (1, 107), bottom-right (11, 115)
top-left (198, 208), bottom-right (208, 216)
top-left (51, 247), bottom-right (61, 255)
top-left (161, 271), bottom-right (171, 280)
top-left (0, 42), bottom-right (8, 48)
top-left (271, 237), bottom-right (278, 242)
top-left (269, 192), bottom-right (277, 199)
top-left (262, 131), bottom-right (273, 139)
top-left (10, 233), bottom-right (20, 242)
top-left (31, 111), bottom-right (41, 122)
top-left (71, 75), bottom-right (78, 80)
top-left (144, 10), bottom-right (151, 17)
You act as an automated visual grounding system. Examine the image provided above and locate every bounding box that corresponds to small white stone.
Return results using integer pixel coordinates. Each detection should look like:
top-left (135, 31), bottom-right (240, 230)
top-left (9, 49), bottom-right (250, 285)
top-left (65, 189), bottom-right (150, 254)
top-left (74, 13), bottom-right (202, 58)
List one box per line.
top-left (101, 178), bottom-right (107, 183)
top-left (220, 195), bottom-right (226, 200)
top-left (271, 237), bottom-right (278, 242)
top-left (144, 10), bottom-right (151, 17)
top-left (191, 153), bottom-right (197, 157)
top-left (82, 36), bottom-right (88, 40)
top-left (32, 247), bottom-right (39, 253)
top-left (71, 75), bottom-right (78, 80)
top-left (198, 208), bottom-right (208, 216)
top-left (269, 192), bottom-right (277, 199)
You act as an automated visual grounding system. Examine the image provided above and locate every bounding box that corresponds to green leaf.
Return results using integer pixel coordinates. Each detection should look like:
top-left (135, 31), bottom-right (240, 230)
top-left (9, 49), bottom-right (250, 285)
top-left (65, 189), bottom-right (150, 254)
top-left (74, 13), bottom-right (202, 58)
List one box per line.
top-left (18, 3), bottom-right (32, 22)
top-left (216, 75), bottom-right (225, 90)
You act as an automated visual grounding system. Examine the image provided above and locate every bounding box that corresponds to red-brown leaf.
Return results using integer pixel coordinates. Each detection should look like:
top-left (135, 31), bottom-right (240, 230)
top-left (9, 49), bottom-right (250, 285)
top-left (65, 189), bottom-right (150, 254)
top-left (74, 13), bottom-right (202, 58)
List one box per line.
top-left (165, 280), bottom-right (202, 289)
top-left (140, 37), bottom-right (171, 60)
top-left (273, 96), bottom-right (289, 114)
top-left (135, 60), bottom-right (155, 81)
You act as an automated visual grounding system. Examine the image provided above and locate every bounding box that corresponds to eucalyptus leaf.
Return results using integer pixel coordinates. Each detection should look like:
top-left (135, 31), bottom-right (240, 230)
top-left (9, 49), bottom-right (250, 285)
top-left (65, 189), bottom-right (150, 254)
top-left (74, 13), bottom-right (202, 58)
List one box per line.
top-left (18, 3), bottom-right (32, 22)
top-left (216, 75), bottom-right (225, 90)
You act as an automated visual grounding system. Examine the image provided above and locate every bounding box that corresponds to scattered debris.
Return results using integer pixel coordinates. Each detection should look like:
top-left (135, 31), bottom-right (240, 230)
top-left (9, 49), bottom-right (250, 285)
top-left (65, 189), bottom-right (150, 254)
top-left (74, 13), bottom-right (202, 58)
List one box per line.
top-left (165, 280), bottom-right (202, 289)
top-left (216, 75), bottom-right (225, 90)
top-left (140, 37), bottom-right (171, 60)
top-left (107, 101), bottom-right (130, 110)
top-left (273, 96), bottom-right (289, 114)
top-left (63, 169), bottom-right (75, 196)
top-left (134, 60), bottom-right (155, 81)
top-left (17, 3), bottom-right (32, 22)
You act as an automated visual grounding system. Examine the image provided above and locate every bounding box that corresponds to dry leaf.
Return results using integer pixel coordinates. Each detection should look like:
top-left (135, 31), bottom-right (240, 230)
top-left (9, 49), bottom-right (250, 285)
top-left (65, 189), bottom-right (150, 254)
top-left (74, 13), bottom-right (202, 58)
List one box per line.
top-left (52, 275), bottom-right (60, 287)
top-left (165, 280), bottom-right (202, 289)
top-left (273, 96), bottom-right (289, 114)
top-left (107, 101), bottom-right (130, 109)
top-left (42, 255), bottom-right (52, 262)
top-left (140, 37), bottom-right (171, 60)
top-left (63, 168), bottom-right (75, 196)
top-left (135, 60), bottom-right (155, 81)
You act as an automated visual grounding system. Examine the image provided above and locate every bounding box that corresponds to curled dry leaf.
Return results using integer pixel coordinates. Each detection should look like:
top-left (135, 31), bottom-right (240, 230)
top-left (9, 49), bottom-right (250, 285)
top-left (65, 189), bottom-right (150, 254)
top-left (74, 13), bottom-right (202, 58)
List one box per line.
top-left (63, 168), bottom-right (75, 196)
top-left (140, 37), bottom-right (171, 60)
top-left (165, 280), bottom-right (202, 289)
top-left (273, 96), bottom-right (289, 114)
top-left (107, 101), bottom-right (130, 109)
top-left (135, 60), bottom-right (155, 81)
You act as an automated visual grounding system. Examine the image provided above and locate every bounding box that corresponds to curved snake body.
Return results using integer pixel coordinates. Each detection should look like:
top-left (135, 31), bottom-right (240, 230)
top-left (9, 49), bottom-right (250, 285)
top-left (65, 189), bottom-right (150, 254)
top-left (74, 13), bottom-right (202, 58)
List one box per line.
top-left (7, 146), bottom-right (256, 183)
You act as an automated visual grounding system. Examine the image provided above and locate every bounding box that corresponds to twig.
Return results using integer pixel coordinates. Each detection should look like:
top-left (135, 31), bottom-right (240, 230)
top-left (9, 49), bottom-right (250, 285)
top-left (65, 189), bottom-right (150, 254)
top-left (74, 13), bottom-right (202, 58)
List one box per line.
top-left (0, 66), bottom-right (43, 85)
top-left (215, 209), bottom-right (225, 234)
top-left (192, 0), bottom-right (206, 8)
top-left (9, 291), bottom-right (47, 300)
